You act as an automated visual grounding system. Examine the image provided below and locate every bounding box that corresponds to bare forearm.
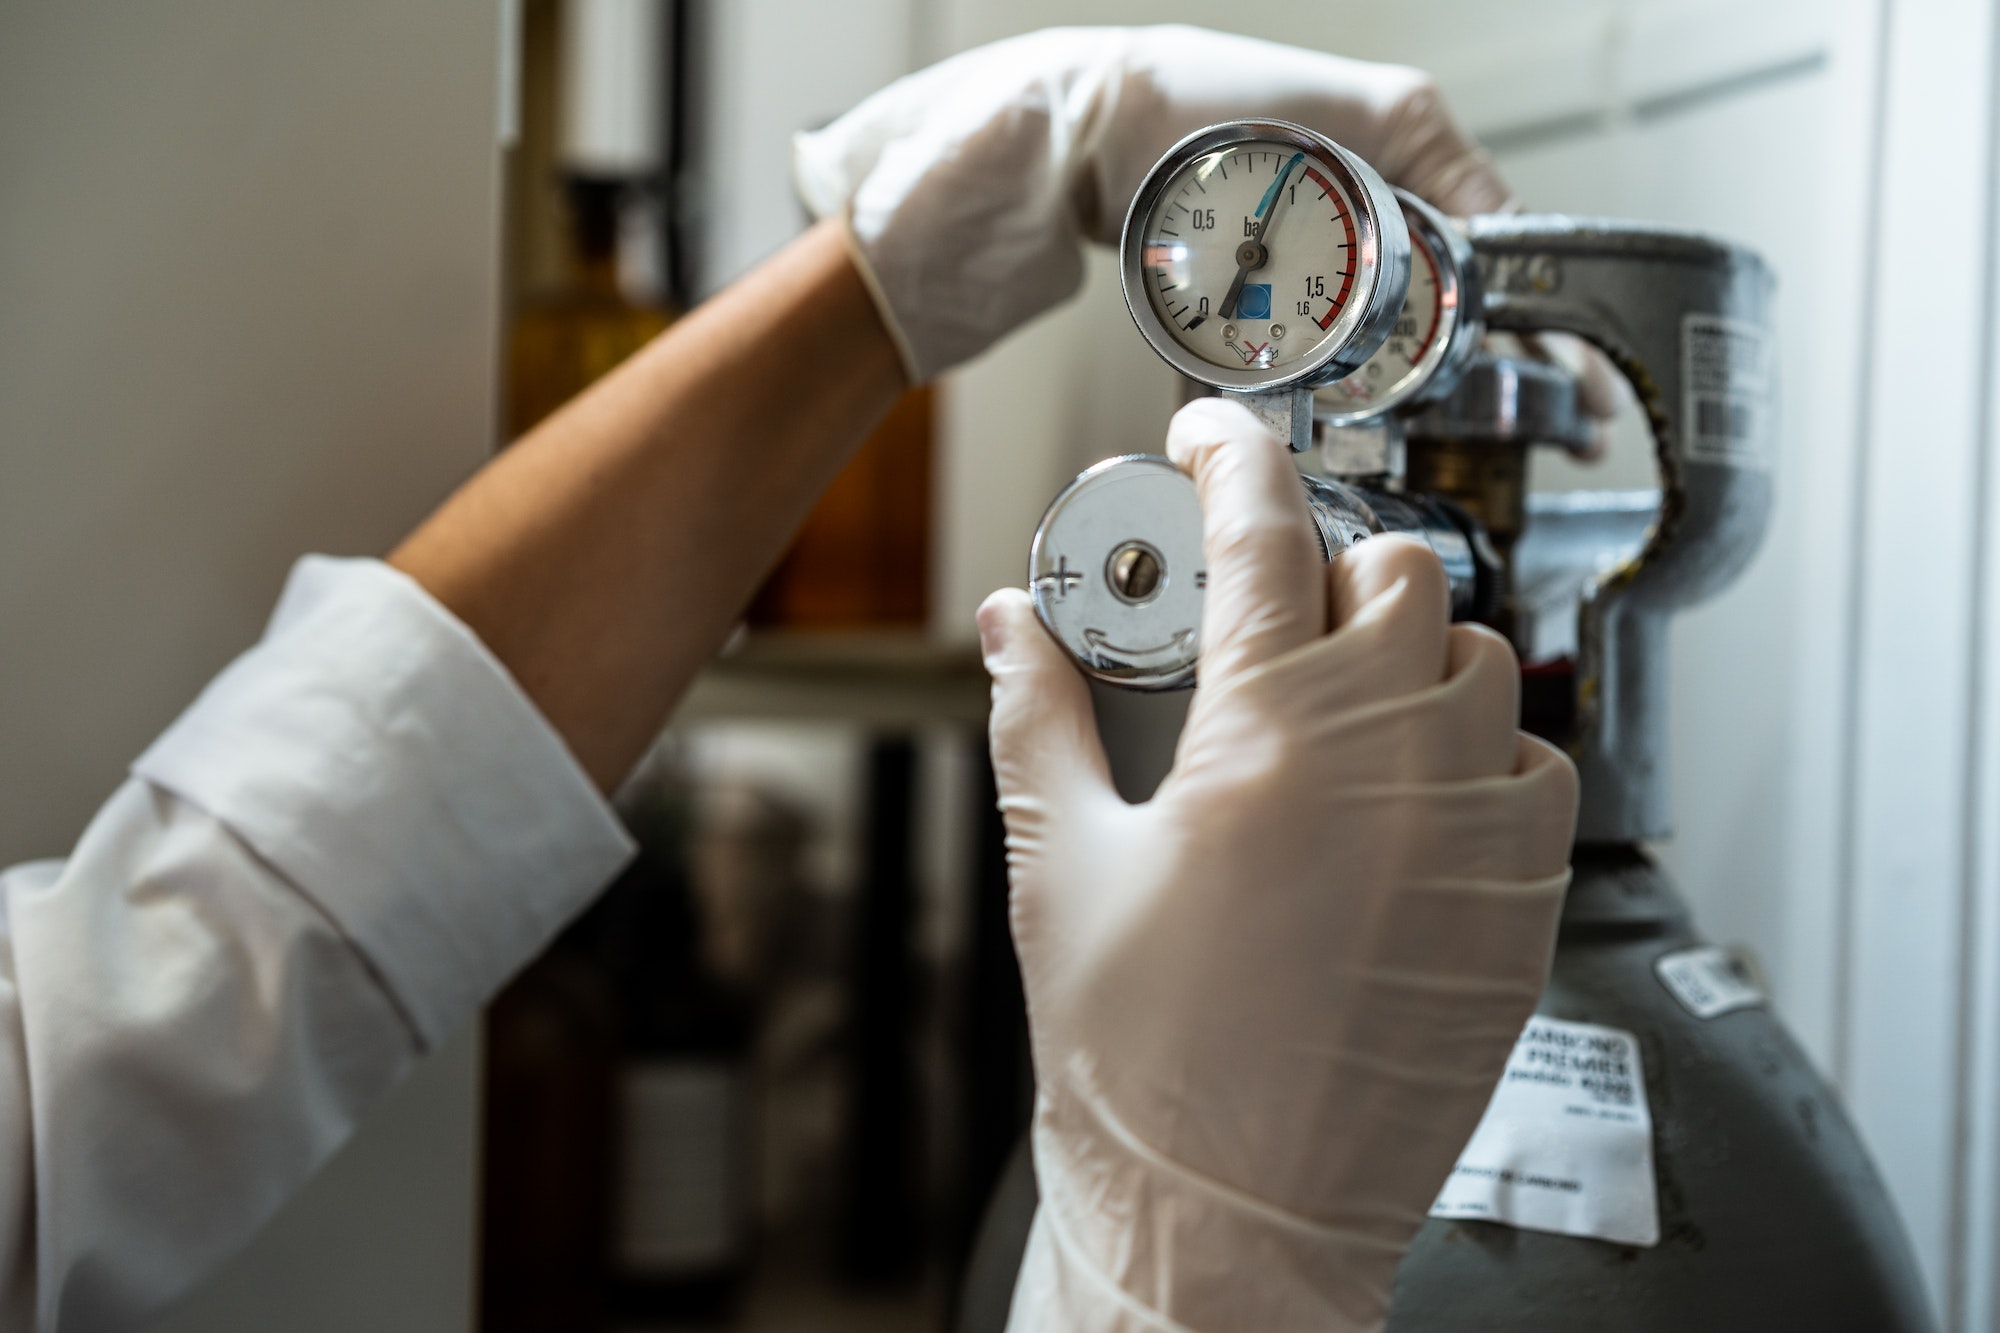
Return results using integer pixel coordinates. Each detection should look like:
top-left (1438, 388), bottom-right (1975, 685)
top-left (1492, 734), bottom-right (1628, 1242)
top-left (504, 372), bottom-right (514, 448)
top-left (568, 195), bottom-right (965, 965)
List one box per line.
top-left (390, 220), bottom-right (905, 790)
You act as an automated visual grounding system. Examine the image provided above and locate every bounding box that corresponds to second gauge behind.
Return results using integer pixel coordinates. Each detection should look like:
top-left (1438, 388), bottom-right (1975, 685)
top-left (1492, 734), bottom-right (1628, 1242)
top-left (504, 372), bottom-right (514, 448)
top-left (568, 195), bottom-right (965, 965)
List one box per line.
top-left (1311, 188), bottom-right (1484, 481)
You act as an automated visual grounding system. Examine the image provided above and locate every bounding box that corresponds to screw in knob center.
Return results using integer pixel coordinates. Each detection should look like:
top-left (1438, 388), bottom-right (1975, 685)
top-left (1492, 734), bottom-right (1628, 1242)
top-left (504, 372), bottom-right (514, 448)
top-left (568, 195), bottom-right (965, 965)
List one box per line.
top-left (1107, 541), bottom-right (1166, 605)
top-left (1236, 241), bottom-right (1267, 269)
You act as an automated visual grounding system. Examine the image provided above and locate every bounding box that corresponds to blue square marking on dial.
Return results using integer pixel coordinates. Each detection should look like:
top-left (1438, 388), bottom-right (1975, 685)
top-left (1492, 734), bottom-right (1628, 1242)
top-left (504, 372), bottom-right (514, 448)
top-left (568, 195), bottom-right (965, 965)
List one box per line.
top-left (1237, 283), bottom-right (1272, 319)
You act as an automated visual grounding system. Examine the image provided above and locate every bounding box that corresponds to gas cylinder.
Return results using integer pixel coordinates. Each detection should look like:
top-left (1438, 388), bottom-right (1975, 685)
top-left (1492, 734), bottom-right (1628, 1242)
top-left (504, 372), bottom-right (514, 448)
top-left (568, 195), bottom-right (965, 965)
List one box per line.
top-left (955, 211), bottom-right (1937, 1331)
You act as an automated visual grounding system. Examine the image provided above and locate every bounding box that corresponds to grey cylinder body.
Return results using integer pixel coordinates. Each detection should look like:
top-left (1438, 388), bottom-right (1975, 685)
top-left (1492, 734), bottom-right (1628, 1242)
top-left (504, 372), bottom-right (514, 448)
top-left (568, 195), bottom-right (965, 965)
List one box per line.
top-left (1384, 847), bottom-right (1934, 1332)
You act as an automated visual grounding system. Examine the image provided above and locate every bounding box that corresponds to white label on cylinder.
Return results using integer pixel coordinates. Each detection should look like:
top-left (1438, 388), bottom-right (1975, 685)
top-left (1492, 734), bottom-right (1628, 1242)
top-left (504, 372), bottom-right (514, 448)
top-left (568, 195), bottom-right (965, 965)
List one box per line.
top-left (1655, 944), bottom-right (1765, 1019)
top-left (1429, 1015), bottom-right (1659, 1247)
top-left (615, 1060), bottom-right (743, 1274)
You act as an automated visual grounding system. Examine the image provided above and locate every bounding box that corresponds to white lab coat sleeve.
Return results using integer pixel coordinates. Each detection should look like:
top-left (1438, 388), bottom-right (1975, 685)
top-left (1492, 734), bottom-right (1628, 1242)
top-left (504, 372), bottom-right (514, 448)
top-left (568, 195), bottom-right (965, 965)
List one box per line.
top-left (0, 555), bottom-right (636, 1331)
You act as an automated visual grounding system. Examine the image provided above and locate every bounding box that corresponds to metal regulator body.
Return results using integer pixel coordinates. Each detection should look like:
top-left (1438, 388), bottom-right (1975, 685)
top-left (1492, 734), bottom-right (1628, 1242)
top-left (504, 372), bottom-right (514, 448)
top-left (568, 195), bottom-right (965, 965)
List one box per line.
top-left (957, 121), bottom-right (1937, 1333)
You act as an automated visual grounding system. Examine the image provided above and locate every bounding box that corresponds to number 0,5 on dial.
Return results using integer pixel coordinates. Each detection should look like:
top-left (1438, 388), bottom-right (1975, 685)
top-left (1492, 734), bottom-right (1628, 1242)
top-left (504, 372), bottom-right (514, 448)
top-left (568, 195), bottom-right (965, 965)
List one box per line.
top-left (1120, 121), bottom-right (1409, 395)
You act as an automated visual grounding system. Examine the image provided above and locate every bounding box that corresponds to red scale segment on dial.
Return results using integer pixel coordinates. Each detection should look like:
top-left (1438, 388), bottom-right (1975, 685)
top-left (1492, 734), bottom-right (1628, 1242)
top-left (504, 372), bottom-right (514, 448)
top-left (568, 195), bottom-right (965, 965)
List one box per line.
top-left (1302, 164), bottom-right (1359, 331)
top-left (1412, 241), bottom-right (1443, 350)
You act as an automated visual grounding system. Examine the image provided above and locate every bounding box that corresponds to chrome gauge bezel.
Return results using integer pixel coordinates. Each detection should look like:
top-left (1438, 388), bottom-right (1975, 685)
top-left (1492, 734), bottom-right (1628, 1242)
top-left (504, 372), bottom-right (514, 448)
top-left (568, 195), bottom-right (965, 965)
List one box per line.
top-left (1118, 119), bottom-right (1410, 395)
top-left (1317, 188), bottom-right (1484, 427)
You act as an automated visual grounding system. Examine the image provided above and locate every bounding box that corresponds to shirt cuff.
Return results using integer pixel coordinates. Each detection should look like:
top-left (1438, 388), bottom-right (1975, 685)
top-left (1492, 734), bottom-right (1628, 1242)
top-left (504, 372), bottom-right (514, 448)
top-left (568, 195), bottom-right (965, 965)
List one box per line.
top-left (133, 555), bottom-right (636, 1049)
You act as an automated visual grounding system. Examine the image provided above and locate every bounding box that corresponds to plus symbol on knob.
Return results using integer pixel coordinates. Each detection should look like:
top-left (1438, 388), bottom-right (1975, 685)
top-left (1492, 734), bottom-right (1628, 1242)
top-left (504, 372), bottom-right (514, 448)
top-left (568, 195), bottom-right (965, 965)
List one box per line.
top-left (1036, 556), bottom-right (1084, 600)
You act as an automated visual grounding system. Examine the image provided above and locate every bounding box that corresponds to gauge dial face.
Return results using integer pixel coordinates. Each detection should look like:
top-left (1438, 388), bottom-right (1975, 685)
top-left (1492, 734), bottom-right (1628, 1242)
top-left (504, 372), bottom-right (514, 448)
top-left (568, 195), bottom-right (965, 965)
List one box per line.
top-left (1138, 141), bottom-right (1365, 376)
top-left (1318, 222), bottom-right (1445, 415)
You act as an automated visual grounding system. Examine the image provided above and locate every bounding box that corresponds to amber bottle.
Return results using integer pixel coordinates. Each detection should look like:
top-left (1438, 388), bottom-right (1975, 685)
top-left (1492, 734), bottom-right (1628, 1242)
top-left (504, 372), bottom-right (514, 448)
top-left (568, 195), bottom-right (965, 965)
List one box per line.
top-left (507, 174), bottom-right (673, 439)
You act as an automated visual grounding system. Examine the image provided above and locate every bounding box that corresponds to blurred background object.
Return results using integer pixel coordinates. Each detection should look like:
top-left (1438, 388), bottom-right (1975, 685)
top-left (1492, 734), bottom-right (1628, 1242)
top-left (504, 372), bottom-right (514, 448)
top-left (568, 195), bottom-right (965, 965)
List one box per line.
top-left (504, 0), bottom-right (935, 630)
top-left (7, 0), bottom-right (2000, 1329)
top-left (746, 387), bottom-right (933, 632)
top-left (480, 6), bottom-right (972, 1327)
top-left (505, 0), bottom-right (674, 437)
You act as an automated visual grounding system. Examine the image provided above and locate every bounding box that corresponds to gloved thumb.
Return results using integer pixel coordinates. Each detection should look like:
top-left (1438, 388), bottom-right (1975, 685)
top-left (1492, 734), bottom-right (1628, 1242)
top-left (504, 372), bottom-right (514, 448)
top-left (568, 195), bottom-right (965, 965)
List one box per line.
top-left (977, 588), bottom-right (1116, 818)
top-left (1166, 398), bottom-right (1325, 687)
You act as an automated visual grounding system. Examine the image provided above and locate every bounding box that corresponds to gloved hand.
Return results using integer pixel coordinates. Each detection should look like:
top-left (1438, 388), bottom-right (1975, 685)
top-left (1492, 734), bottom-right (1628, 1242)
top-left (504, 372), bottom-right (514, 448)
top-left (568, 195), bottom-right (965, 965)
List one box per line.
top-left (794, 26), bottom-right (1511, 384)
top-left (977, 398), bottom-right (1579, 1332)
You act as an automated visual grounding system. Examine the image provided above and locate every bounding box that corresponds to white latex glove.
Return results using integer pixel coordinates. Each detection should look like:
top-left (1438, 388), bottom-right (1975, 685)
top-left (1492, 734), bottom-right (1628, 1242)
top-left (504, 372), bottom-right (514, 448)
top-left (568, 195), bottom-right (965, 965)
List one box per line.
top-left (795, 26), bottom-right (1511, 383)
top-left (977, 398), bottom-right (1579, 1332)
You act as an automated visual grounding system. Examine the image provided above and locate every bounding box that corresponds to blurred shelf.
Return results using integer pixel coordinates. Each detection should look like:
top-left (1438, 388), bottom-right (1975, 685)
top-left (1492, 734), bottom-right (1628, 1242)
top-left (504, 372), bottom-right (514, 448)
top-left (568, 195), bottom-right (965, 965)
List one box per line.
top-left (674, 630), bottom-right (990, 727)
top-left (614, 1277), bottom-right (942, 1333)
top-left (609, 1243), bottom-right (949, 1333)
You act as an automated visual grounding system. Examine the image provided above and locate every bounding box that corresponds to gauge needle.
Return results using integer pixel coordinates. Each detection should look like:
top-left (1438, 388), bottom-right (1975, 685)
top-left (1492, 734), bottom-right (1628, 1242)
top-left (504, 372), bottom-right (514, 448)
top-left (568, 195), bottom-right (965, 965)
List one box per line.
top-left (1217, 151), bottom-right (1304, 320)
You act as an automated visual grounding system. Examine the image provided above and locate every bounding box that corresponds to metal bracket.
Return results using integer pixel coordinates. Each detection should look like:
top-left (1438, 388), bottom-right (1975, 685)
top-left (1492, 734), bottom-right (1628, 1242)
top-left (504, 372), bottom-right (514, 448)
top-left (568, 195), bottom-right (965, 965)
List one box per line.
top-left (1467, 215), bottom-right (1777, 843)
top-left (1220, 385), bottom-right (1315, 452)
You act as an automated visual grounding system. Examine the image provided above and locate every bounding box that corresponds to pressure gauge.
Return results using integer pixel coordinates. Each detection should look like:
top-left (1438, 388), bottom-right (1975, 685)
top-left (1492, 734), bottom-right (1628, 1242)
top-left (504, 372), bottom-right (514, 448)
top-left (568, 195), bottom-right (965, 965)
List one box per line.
top-left (1316, 188), bottom-right (1483, 425)
top-left (1120, 120), bottom-right (1411, 447)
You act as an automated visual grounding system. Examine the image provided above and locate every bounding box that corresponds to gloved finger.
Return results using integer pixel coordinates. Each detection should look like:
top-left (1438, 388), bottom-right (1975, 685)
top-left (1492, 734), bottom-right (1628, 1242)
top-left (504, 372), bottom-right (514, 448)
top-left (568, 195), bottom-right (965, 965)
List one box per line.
top-left (1215, 620), bottom-right (1520, 788)
top-left (1165, 398), bottom-right (1325, 685)
top-left (1435, 624), bottom-right (1525, 777)
top-left (1182, 535), bottom-right (1450, 770)
top-left (1324, 735), bottom-right (1579, 884)
top-left (978, 587), bottom-right (1116, 816)
top-left (1323, 533), bottom-right (1453, 696)
top-left (1326, 742), bottom-right (1576, 1000)
top-left (1358, 871), bottom-right (1568, 1011)
top-left (1370, 73), bottom-right (1513, 217)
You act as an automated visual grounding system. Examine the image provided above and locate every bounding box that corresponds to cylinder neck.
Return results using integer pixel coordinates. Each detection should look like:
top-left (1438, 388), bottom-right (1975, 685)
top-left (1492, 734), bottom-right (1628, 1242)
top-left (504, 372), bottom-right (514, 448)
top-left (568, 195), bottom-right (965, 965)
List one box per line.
top-left (1560, 843), bottom-right (1689, 937)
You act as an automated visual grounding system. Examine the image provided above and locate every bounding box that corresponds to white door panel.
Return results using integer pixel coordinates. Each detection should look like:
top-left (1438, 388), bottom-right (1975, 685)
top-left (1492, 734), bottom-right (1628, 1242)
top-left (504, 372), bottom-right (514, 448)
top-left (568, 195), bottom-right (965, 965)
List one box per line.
top-left (0, 1), bottom-right (507, 1327)
top-left (1843, 0), bottom-right (1997, 1315)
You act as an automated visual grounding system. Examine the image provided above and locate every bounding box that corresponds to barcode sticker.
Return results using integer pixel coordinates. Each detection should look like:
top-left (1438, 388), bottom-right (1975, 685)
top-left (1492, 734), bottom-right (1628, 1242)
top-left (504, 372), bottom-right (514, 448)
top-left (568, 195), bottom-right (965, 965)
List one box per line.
top-left (1655, 945), bottom-right (1764, 1019)
top-left (1682, 314), bottom-right (1772, 468)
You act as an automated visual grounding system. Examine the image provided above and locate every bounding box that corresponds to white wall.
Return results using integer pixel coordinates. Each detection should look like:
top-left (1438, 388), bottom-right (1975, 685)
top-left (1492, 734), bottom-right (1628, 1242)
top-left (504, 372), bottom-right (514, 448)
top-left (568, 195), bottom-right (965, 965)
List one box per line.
top-left (0, 1), bottom-right (509, 1327)
top-left (1841, 4), bottom-right (2000, 1326)
top-left (1484, 10), bottom-right (1843, 1043)
top-left (685, 0), bottom-right (920, 295)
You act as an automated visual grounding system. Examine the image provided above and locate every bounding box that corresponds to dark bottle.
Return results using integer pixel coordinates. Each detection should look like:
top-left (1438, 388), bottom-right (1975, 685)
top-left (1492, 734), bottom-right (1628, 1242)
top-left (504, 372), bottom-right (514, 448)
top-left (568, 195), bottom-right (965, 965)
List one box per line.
top-left (838, 737), bottom-right (925, 1287)
top-left (596, 811), bottom-right (757, 1324)
top-left (479, 921), bottom-right (619, 1333)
